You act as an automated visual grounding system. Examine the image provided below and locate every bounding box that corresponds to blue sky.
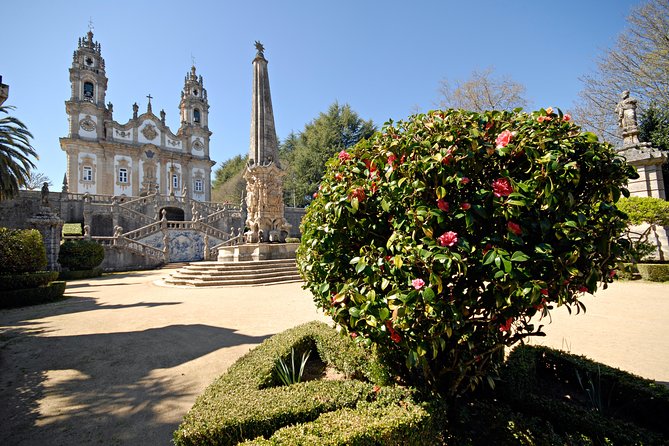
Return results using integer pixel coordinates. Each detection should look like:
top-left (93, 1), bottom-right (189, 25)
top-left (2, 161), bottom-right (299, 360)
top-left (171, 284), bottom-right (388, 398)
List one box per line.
top-left (3, 0), bottom-right (638, 188)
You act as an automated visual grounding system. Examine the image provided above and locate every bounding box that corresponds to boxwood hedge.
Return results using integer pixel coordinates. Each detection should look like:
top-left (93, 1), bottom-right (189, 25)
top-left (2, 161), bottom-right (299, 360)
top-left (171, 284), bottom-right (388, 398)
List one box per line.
top-left (0, 281), bottom-right (67, 309)
top-left (173, 321), bottom-right (442, 446)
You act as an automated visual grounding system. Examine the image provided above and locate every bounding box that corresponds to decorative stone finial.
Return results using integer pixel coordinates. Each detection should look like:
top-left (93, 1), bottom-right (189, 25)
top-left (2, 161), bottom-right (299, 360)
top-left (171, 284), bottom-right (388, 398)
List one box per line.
top-left (254, 41), bottom-right (265, 58)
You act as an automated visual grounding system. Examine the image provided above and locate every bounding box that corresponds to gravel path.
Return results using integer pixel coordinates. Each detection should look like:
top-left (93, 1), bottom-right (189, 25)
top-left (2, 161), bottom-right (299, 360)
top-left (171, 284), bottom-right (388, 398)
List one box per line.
top-left (0, 270), bottom-right (667, 445)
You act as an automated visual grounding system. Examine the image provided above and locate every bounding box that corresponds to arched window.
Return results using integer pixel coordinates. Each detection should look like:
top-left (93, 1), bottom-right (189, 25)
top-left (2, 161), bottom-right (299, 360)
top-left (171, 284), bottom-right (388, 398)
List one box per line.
top-left (193, 108), bottom-right (201, 124)
top-left (83, 82), bottom-right (94, 100)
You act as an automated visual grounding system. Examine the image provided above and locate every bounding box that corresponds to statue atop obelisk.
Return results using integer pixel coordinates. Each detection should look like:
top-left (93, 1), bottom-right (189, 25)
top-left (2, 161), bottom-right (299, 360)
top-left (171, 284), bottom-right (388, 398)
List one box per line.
top-left (244, 42), bottom-right (290, 243)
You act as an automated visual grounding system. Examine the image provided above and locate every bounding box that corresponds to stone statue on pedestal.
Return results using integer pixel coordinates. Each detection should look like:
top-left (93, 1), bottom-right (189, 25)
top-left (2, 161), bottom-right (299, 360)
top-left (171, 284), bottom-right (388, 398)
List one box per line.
top-left (616, 90), bottom-right (641, 146)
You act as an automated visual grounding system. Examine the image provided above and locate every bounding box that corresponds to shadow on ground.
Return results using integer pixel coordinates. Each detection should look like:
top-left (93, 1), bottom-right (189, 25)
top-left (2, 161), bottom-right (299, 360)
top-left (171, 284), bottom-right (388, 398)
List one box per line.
top-left (0, 319), bottom-right (270, 445)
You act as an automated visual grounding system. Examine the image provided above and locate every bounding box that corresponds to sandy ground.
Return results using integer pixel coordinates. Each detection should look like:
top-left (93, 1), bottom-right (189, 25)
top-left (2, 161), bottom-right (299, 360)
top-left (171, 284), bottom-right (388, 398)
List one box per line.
top-left (0, 269), bottom-right (667, 445)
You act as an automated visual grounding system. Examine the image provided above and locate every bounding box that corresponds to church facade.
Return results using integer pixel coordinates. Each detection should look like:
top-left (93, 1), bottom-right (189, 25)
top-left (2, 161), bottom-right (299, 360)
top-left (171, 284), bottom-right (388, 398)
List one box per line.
top-left (60, 30), bottom-right (215, 201)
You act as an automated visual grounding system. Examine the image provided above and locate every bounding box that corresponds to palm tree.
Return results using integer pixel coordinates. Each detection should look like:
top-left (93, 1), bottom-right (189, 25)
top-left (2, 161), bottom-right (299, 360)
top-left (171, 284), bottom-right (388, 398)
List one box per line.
top-left (0, 105), bottom-right (37, 200)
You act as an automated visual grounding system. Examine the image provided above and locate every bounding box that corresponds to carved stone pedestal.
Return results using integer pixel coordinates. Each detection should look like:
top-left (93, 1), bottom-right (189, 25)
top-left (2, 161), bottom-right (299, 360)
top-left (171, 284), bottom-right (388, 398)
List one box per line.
top-left (29, 206), bottom-right (64, 271)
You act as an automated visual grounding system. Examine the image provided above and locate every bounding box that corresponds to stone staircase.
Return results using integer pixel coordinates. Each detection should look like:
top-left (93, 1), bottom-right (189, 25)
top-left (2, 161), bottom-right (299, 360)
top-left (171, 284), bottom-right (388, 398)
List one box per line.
top-left (163, 259), bottom-right (302, 287)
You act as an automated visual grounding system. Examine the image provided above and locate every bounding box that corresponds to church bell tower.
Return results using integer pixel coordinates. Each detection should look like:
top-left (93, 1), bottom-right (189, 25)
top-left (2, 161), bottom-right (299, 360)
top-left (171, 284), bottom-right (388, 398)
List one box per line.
top-left (65, 28), bottom-right (109, 140)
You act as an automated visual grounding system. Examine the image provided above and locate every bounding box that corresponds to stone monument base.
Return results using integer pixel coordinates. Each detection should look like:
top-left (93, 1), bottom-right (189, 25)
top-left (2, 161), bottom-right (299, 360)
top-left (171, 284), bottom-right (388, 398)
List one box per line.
top-left (217, 242), bottom-right (299, 262)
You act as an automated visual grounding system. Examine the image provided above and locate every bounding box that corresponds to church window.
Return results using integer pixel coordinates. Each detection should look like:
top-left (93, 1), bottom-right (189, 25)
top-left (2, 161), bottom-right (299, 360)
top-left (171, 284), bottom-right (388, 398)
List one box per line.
top-left (83, 166), bottom-right (93, 182)
top-left (193, 109), bottom-right (201, 124)
top-left (83, 82), bottom-right (94, 100)
top-left (172, 173), bottom-right (180, 190)
top-left (194, 179), bottom-right (203, 193)
top-left (119, 168), bottom-right (128, 183)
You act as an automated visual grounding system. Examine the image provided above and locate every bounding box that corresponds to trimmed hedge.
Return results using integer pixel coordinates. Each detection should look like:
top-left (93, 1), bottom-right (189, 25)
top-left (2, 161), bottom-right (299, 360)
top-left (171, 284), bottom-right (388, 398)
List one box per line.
top-left (58, 239), bottom-right (105, 270)
top-left (0, 227), bottom-right (47, 273)
top-left (636, 263), bottom-right (669, 282)
top-left (240, 390), bottom-right (436, 446)
top-left (173, 321), bottom-right (441, 446)
top-left (0, 281), bottom-right (67, 308)
top-left (0, 271), bottom-right (59, 291)
top-left (499, 345), bottom-right (669, 444)
top-left (58, 267), bottom-right (102, 281)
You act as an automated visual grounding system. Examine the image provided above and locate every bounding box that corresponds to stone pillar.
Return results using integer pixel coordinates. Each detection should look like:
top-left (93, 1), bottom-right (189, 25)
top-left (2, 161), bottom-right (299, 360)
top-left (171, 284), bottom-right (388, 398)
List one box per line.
top-left (83, 193), bottom-right (93, 232)
top-left (29, 207), bottom-right (64, 271)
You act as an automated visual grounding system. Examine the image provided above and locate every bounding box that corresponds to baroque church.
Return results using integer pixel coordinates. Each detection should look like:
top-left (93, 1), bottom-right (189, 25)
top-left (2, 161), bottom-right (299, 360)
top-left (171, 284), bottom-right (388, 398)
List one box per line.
top-left (60, 30), bottom-right (215, 201)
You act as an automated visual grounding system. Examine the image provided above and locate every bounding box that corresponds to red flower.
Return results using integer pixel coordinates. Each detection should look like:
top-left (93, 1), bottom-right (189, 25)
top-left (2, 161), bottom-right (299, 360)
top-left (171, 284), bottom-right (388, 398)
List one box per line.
top-left (373, 385), bottom-right (381, 393)
top-left (540, 288), bottom-right (549, 296)
top-left (400, 155), bottom-right (406, 164)
top-left (385, 321), bottom-right (401, 343)
top-left (563, 113), bottom-right (571, 122)
top-left (461, 177), bottom-right (470, 185)
top-left (313, 192), bottom-right (319, 198)
top-left (350, 332), bottom-right (358, 339)
top-left (350, 187), bottom-right (366, 202)
top-left (495, 129), bottom-right (513, 148)
top-left (441, 149), bottom-right (454, 165)
top-left (412, 278), bottom-right (425, 290)
top-left (507, 221), bottom-right (522, 236)
top-left (437, 231), bottom-right (458, 247)
top-left (334, 173), bottom-right (343, 181)
top-left (492, 178), bottom-right (513, 197)
top-left (437, 199), bottom-right (449, 212)
top-left (338, 150), bottom-right (351, 161)
top-left (461, 202), bottom-right (471, 210)
top-left (387, 154), bottom-right (397, 166)
top-left (608, 269), bottom-right (617, 278)
top-left (370, 182), bottom-right (378, 195)
top-left (499, 317), bottom-right (513, 332)
top-left (482, 243), bottom-right (493, 254)
top-left (578, 285), bottom-right (588, 293)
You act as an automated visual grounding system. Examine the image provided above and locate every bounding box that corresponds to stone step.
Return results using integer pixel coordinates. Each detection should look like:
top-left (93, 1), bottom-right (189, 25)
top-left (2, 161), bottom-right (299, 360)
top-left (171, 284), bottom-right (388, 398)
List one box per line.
top-left (173, 266), bottom-right (298, 278)
top-left (163, 273), bottom-right (303, 287)
top-left (162, 259), bottom-right (302, 287)
top-left (170, 268), bottom-right (299, 281)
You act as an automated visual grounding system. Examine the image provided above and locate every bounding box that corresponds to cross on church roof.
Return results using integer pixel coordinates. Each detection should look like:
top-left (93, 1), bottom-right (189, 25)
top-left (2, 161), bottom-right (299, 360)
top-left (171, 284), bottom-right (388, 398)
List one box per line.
top-left (88, 17), bottom-right (94, 33)
top-left (146, 93), bottom-right (153, 104)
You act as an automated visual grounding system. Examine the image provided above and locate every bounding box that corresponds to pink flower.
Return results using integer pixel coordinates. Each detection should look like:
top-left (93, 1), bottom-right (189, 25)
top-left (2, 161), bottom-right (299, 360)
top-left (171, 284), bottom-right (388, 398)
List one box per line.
top-left (563, 113), bottom-right (571, 122)
top-left (437, 199), bottom-right (450, 212)
top-left (545, 107), bottom-right (553, 115)
top-left (350, 332), bottom-right (358, 339)
top-left (437, 231), bottom-right (458, 247)
top-left (461, 202), bottom-right (471, 210)
top-left (461, 177), bottom-right (470, 185)
top-left (507, 221), bottom-right (522, 236)
top-left (313, 192), bottom-right (318, 198)
top-left (499, 317), bottom-right (513, 332)
top-left (338, 150), bottom-right (351, 162)
top-left (387, 154), bottom-right (397, 167)
top-left (608, 269), bottom-right (617, 278)
top-left (495, 129), bottom-right (513, 148)
top-left (492, 178), bottom-right (513, 197)
top-left (412, 278), bottom-right (425, 290)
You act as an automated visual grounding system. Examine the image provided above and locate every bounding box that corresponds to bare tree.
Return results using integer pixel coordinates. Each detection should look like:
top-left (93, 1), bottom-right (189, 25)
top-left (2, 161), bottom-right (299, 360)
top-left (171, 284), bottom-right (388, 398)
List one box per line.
top-left (438, 67), bottom-right (528, 112)
top-left (573, 0), bottom-right (669, 142)
top-left (23, 171), bottom-right (52, 191)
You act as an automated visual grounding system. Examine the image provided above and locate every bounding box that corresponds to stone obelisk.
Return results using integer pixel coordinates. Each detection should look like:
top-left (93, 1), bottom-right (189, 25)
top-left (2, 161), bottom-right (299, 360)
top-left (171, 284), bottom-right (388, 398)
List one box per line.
top-left (243, 42), bottom-right (290, 243)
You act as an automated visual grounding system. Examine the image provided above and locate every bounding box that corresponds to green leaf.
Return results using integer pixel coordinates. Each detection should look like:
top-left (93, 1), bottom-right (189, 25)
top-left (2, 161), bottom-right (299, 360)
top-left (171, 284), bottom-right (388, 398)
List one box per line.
top-left (510, 251), bottom-right (530, 262)
top-left (423, 287), bottom-right (435, 303)
top-left (351, 197), bottom-right (359, 212)
top-left (381, 199), bottom-right (391, 212)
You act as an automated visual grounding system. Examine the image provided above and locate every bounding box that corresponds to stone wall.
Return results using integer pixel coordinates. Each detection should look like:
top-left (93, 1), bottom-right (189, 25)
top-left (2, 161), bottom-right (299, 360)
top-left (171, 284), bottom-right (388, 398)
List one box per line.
top-left (284, 206), bottom-right (306, 238)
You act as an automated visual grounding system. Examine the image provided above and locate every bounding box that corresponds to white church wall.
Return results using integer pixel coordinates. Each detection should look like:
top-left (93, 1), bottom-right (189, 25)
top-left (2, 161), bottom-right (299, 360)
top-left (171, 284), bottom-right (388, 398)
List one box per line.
top-left (78, 152), bottom-right (97, 195)
top-left (112, 127), bottom-right (133, 143)
top-left (114, 155), bottom-right (133, 197)
top-left (138, 120), bottom-right (161, 145)
top-left (191, 167), bottom-right (206, 202)
top-left (77, 113), bottom-right (98, 139)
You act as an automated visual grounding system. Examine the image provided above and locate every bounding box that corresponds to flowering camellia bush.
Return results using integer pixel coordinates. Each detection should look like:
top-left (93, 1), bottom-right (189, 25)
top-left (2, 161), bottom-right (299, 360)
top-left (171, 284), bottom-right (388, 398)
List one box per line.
top-left (297, 108), bottom-right (637, 396)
